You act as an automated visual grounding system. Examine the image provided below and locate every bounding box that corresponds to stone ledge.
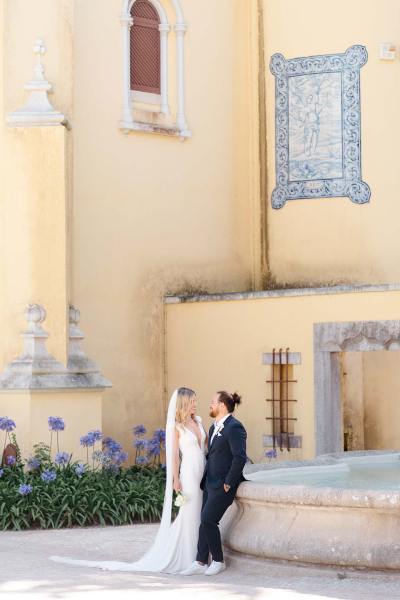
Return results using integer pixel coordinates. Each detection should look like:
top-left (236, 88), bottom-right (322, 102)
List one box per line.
top-left (0, 373), bottom-right (111, 391)
top-left (119, 120), bottom-right (191, 139)
top-left (164, 282), bottom-right (400, 304)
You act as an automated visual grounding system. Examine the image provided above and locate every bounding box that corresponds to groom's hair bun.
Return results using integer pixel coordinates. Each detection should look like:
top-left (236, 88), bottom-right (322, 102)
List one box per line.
top-left (217, 391), bottom-right (242, 413)
top-left (231, 392), bottom-right (241, 406)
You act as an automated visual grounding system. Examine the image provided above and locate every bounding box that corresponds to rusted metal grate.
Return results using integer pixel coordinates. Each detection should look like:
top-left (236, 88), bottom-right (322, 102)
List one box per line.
top-left (266, 348), bottom-right (297, 452)
top-left (130, 0), bottom-right (161, 94)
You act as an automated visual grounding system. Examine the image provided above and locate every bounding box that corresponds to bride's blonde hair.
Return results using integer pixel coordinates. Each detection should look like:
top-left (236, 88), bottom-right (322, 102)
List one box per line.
top-left (175, 387), bottom-right (196, 425)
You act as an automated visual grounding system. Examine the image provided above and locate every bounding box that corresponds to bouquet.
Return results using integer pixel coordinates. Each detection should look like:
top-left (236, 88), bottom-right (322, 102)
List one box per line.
top-left (174, 492), bottom-right (187, 507)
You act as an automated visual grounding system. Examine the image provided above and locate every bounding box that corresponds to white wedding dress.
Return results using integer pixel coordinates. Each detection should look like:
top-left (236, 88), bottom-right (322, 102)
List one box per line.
top-left (50, 391), bottom-right (206, 574)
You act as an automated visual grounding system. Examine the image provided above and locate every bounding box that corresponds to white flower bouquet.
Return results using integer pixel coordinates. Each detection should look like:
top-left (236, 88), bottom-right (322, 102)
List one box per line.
top-left (174, 492), bottom-right (187, 507)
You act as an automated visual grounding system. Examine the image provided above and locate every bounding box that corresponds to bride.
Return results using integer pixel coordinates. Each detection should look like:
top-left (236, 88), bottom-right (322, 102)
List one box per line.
top-left (50, 387), bottom-right (206, 573)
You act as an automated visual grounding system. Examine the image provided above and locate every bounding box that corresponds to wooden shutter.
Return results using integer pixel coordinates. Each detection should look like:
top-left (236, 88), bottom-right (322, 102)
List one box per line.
top-left (130, 0), bottom-right (161, 94)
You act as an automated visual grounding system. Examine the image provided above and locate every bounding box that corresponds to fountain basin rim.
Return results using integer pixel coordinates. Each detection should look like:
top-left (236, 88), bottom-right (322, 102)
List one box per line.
top-left (237, 480), bottom-right (400, 509)
top-left (241, 453), bottom-right (400, 509)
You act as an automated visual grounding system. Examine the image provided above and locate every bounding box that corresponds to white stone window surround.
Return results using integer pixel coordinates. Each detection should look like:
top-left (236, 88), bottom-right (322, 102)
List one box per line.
top-left (131, 90), bottom-right (161, 105)
top-left (120, 0), bottom-right (191, 139)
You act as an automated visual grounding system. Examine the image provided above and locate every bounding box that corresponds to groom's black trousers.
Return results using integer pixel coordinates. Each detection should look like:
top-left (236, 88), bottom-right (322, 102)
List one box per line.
top-left (196, 482), bottom-right (237, 564)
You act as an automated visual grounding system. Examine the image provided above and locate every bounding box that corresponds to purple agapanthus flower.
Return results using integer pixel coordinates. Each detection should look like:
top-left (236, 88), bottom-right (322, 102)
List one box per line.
top-left (0, 417), bottom-right (16, 432)
top-left (113, 451), bottom-right (128, 466)
top-left (75, 463), bottom-right (86, 477)
top-left (265, 448), bottom-right (278, 459)
top-left (136, 456), bottom-right (148, 466)
top-left (147, 439), bottom-right (161, 457)
top-left (91, 430), bottom-right (102, 442)
top-left (79, 434), bottom-right (92, 447)
top-left (41, 469), bottom-right (57, 483)
top-left (92, 450), bottom-right (109, 465)
top-left (26, 457), bottom-right (41, 471)
top-left (6, 455), bottom-right (16, 466)
top-left (103, 437), bottom-right (122, 453)
top-left (18, 483), bottom-right (33, 496)
top-left (48, 417), bottom-right (65, 432)
top-left (153, 429), bottom-right (166, 444)
top-left (54, 451), bottom-right (71, 466)
top-left (80, 430), bottom-right (103, 447)
top-left (101, 439), bottom-right (129, 470)
top-left (133, 425), bottom-right (147, 437)
top-left (133, 439), bottom-right (146, 450)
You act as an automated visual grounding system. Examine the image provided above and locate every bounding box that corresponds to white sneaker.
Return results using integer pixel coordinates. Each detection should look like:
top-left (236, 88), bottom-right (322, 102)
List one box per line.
top-left (181, 561), bottom-right (208, 576)
top-left (204, 560), bottom-right (226, 576)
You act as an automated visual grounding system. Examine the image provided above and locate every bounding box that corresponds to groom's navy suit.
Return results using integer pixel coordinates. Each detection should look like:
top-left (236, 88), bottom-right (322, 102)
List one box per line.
top-left (196, 414), bottom-right (247, 564)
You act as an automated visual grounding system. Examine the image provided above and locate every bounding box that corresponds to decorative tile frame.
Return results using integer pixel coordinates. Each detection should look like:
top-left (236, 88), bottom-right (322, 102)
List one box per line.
top-left (270, 45), bottom-right (370, 209)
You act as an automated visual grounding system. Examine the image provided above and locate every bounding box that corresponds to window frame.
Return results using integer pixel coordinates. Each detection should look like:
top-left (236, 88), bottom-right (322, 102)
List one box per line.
top-left (120, 0), bottom-right (191, 138)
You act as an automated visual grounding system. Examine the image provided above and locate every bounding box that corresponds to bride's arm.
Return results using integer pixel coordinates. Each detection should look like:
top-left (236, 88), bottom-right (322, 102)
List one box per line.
top-left (173, 428), bottom-right (182, 493)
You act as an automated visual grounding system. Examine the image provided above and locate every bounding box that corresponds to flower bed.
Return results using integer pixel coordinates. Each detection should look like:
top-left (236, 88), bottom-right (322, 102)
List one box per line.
top-left (0, 417), bottom-right (167, 531)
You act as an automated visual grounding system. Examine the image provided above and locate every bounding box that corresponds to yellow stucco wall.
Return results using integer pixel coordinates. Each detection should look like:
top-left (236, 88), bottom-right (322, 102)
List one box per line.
top-left (0, 0), bottom-right (73, 366)
top-left (264, 0), bottom-right (400, 286)
top-left (0, 127), bottom-right (69, 366)
top-left (340, 351), bottom-right (400, 450)
top-left (0, 1), bottom-right (261, 453)
top-left (69, 0), bottom-right (260, 450)
top-left (0, 389), bottom-right (102, 463)
top-left (166, 289), bottom-right (400, 461)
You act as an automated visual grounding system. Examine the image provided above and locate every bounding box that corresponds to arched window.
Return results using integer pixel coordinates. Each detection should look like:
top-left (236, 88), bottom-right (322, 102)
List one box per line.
top-left (130, 0), bottom-right (160, 95)
top-left (120, 0), bottom-right (190, 138)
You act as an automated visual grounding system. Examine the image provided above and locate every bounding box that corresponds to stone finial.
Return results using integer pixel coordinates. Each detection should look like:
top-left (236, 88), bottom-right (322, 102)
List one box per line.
top-left (69, 305), bottom-right (81, 327)
top-left (32, 39), bottom-right (47, 82)
top-left (68, 305), bottom-right (98, 374)
top-left (0, 304), bottom-right (65, 381)
top-left (24, 304), bottom-right (47, 333)
top-left (6, 39), bottom-right (67, 128)
top-left (67, 305), bottom-right (112, 387)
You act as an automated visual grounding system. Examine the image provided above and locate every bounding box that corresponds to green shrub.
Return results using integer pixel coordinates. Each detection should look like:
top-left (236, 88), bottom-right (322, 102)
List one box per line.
top-left (0, 462), bottom-right (166, 531)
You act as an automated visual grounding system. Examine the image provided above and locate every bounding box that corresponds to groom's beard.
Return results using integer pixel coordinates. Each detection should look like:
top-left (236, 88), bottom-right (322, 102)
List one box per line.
top-left (209, 409), bottom-right (218, 418)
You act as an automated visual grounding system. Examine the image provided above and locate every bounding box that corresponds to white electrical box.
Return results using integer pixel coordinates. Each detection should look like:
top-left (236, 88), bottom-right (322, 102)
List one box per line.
top-left (380, 43), bottom-right (396, 60)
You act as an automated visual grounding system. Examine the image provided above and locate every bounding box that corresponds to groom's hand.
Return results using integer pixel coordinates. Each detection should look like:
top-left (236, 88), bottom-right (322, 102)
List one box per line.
top-left (223, 484), bottom-right (231, 493)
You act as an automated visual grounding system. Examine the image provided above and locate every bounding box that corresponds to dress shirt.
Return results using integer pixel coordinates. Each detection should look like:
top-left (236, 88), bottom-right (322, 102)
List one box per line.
top-left (210, 413), bottom-right (230, 445)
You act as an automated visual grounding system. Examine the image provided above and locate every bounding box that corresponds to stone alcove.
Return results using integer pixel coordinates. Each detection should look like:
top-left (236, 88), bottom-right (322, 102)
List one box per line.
top-left (314, 320), bottom-right (400, 455)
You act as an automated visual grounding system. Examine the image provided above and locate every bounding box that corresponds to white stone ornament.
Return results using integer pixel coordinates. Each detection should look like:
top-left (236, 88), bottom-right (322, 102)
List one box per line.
top-left (0, 304), bottom-right (66, 386)
top-left (67, 304), bottom-right (112, 388)
top-left (6, 39), bottom-right (67, 127)
top-left (0, 304), bottom-right (111, 390)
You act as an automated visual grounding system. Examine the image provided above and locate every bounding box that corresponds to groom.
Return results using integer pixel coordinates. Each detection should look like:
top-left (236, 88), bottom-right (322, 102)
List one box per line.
top-left (182, 390), bottom-right (247, 576)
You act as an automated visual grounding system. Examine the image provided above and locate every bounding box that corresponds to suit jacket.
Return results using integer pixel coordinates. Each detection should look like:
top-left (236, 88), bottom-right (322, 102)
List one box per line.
top-left (201, 414), bottom-right (247, 490)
